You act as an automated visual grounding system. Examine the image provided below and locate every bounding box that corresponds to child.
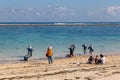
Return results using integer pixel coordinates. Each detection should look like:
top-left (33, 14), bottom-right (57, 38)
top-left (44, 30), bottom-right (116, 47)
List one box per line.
top-left (87, 56), bottom-right (94, 64)
top-left (95, 55), bottom-right (99, 64)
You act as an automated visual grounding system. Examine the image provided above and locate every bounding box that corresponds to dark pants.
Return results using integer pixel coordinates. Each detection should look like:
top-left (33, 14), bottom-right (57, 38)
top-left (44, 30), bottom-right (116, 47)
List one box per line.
top-left (83, 50), bottom-right (87, 54)
top-left (48, 56), bottom-right (53, 64)
top-left (27, 52), bottom-right (32, 57)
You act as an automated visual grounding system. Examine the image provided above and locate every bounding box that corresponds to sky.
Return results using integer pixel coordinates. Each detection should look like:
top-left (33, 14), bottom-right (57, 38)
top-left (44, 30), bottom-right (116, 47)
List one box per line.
top-left (0, 0), bottom-right (120, 22)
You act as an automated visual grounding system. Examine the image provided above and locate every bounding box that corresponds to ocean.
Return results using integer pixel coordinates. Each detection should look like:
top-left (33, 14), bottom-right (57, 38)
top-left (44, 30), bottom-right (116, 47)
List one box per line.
top-left (0, 22), bottom-right (120, 60)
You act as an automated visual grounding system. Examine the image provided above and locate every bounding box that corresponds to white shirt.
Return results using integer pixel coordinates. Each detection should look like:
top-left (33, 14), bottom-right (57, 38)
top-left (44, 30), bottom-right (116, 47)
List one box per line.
top-left (100, 57), bottom-right (106, 64)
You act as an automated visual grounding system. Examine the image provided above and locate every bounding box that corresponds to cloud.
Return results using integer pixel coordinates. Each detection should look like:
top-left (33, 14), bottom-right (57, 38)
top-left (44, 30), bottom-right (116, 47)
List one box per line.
top-left (88, 6), bottom-right (120, 17)
top-left (36, 12), bottom-right (41, 16)
top-left (55, 6), bottom-right (77, 17)
top-left (27, 8), bottom-right (34, 11)
top-left (1, 5), bottom-right (120, 22)
top-left (107, 6), bottom-right (120, 16)
top-left (85, 6), bottom-right (120, 21)
top-left (11, 9), bottom-right (15, 13)
top-left (55, 7), bottom-right (68, 12)
top-left (55, 7), bottom-right (68, 16)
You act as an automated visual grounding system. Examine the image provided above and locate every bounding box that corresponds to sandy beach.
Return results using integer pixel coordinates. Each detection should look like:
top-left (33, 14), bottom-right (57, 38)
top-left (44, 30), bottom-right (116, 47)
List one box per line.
top-left (0, 54), bottom-right (120, 80)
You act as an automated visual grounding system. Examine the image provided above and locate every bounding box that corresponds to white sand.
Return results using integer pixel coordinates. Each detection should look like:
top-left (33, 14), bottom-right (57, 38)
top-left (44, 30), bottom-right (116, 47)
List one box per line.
top-left (0, 55), bottom-right (120, 80)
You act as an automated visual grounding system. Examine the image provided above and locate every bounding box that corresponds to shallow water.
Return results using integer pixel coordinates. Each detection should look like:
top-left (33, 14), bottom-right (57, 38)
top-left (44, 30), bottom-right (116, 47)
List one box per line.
top-left (0, 22), bottom-right (120, 60)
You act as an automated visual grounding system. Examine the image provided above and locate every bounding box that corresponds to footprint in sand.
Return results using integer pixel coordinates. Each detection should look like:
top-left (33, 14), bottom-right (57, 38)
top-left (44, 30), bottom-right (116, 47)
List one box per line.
top-left (75, 76), bottom-right (81, 79)
top-left (64, 79), bottom-right (73, 80)
top-left (112, 71), bottom-right (120, 74)
top-left (84, 77), bottom-right (93, 80)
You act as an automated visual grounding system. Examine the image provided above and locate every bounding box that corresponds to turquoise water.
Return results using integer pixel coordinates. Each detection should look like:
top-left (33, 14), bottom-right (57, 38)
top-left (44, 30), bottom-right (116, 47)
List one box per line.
top-left (0, 22), bottom-right (120, 60)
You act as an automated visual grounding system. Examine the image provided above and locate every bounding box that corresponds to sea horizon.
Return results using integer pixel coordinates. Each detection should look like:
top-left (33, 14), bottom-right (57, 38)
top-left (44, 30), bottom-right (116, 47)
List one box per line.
top-left (0, 22), bottom-right (120, 26)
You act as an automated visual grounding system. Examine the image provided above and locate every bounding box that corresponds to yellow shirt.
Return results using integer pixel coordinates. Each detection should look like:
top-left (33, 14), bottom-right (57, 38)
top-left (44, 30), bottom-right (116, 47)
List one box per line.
top-left (46, 49), bottom-right (53, 56)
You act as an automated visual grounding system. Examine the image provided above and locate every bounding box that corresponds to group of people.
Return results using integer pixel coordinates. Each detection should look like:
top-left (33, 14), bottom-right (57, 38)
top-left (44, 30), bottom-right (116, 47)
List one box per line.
top-left (87, 54), bottom-right (106, 64)
top-left (24, 44), bottom-right (105, 65)
top-left (68, 44), bottom-right (94, 57)
top-left (68, 44), bottom-right (105, 64)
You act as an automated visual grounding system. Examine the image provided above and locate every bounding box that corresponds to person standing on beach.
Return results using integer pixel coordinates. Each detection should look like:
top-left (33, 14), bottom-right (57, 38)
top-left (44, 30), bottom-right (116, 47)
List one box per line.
top-left (46, 46), bottom-right (53, 64)
top-left (69, 44), bottom-right (76, 57)
top-left (88, 44), bottom-right (94, 55)
top-left (82, 44), bottom-right (87, 55)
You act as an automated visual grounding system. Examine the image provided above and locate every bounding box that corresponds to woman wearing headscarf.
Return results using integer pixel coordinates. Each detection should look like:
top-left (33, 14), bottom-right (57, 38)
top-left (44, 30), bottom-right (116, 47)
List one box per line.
top-left (46, 46), bottom-right (53, 64)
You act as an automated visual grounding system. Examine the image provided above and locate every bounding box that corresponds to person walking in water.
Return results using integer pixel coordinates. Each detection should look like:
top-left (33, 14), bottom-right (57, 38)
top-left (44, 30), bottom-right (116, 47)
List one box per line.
top-left (69, 44), bottom-right (76, 57)
top-left (46, 46), bottom-right (53, 64)
top-left (82, 44), bottom-right (87, 55)
top-left (27, 45), bottom-right (33, 57)
top-left (24, 45), bottom-right (33, 61)
top-left (88, 44), bottom-right (94, 55)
